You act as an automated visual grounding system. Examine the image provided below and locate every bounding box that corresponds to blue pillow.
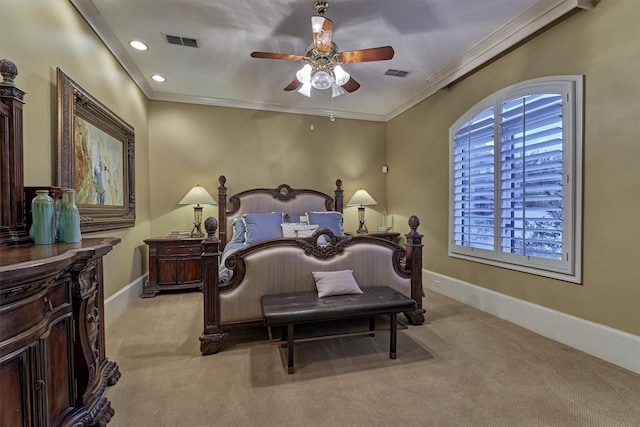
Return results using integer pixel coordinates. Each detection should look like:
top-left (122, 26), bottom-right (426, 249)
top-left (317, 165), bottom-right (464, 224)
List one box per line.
top-left (242, 212), bottom-right (284, 244)
top-left (306, 211), bottom-right (344, 236)
top-left (231, 218), bottom-right (246, 244)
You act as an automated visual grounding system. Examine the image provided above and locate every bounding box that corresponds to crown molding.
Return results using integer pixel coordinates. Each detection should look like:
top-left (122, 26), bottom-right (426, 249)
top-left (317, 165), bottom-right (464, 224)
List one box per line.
top-left (384, 0), bottom-right (593, 121)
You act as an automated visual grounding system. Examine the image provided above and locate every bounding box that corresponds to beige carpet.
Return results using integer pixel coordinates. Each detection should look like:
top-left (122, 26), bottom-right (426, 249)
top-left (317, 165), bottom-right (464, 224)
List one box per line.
top-left (104, 289), bottom-right (640, 427)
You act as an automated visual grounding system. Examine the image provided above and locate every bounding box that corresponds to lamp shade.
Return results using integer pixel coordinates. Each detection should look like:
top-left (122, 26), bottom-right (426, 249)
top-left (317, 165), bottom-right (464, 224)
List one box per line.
top-left (178, 185), bottom-right (217, 206)
top-left (346, 189), bottom-right (377, 207)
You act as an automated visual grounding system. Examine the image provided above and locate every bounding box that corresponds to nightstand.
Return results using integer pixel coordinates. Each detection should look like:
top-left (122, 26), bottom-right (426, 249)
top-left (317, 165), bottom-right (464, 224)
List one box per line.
top-left (143, 237), bottom-right (204, 298)
top-left (349, 231), bottom-right (401, 243)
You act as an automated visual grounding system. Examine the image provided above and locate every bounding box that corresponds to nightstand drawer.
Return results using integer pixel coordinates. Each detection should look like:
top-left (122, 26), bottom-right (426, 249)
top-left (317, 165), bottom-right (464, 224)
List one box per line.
top-left (159, 245), bottom-right (200, 256)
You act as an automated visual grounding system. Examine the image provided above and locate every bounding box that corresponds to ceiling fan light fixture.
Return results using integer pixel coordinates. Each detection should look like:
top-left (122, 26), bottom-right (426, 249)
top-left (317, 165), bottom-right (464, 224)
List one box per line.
top-left (311, 70), bottom-right (333, 90)
top-left (296, 64), bottom-right (312, 84)
top-left (333, 65), bottom-right (350, 86)
top-left (332, 84), bottom-right (346, 98)
top-left (298, 83), bottom-right (312, 97)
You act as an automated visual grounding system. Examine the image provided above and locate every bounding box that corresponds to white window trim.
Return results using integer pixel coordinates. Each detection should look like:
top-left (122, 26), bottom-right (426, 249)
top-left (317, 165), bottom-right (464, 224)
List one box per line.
top-left (448, 76), bottom-right (583, 283)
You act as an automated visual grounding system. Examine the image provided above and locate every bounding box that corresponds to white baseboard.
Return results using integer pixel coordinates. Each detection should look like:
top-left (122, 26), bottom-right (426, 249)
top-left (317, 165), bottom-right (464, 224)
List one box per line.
top-left (423, 270), bottom-right (640, 375)
top-left (104, 273), bottom-right (147, 327)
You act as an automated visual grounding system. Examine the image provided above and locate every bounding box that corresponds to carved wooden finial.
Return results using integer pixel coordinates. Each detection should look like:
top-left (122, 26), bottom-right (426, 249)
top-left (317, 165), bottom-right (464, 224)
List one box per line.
top-left (335, 179), bottom-right (342, 190)
top-left (408, 215), bottom-right (420, 232)
top-left (405, 215), bottom-right (423, 247)
top-left (204, 216), bottom-right (218, 236)
top-left (0, 59), bottom-right (18, 86)
top-left (218, 175), bottom-right (226, 186)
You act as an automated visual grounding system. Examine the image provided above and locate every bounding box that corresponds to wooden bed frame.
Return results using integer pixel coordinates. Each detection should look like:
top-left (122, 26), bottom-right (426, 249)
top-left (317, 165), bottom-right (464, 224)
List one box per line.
top-left (199, 176), bottom-right (425, 355)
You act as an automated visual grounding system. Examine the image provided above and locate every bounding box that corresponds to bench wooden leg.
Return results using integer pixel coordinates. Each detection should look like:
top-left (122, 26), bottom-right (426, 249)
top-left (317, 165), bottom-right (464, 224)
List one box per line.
top-left (287, 324), bottom-right (295, 374)
top-left (390, 313), bottom-right (397, 359)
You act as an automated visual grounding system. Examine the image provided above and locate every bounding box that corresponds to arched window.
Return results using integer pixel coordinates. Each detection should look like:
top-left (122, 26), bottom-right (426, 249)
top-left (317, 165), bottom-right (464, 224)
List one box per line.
top-left (449, 76), bottom-right (583, 283)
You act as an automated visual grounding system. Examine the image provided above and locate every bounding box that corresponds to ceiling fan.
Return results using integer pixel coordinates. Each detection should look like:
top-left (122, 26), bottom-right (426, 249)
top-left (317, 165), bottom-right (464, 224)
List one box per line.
top-left (250, 1), bottom-right (395, 98)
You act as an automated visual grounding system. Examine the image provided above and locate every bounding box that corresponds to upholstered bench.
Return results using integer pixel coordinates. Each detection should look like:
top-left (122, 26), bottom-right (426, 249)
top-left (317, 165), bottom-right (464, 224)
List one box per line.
top-left (261, 286), bottom-right (416, 374)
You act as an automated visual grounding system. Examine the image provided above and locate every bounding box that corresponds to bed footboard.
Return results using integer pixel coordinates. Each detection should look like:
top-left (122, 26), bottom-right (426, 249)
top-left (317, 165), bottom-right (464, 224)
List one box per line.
top-left (199, 215), bottom-right (424, 355)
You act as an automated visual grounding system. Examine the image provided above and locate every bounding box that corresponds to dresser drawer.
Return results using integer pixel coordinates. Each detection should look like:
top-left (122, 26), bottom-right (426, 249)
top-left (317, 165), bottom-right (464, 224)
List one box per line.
top-left (0, 278), bottom-right (71, 345)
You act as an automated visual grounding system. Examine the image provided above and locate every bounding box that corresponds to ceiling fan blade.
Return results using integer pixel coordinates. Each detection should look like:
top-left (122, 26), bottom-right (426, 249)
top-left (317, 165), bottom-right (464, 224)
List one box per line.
top-left (311, 16), bottom-right (333, 54)
top-left (341, 77), bottom-right (361, 93)
top-left (336, 46), bottom-right (395, 64)
top-left (284, 77), bottom-right (303, 92)
top-left (250, 52), bottom-right (306, 62)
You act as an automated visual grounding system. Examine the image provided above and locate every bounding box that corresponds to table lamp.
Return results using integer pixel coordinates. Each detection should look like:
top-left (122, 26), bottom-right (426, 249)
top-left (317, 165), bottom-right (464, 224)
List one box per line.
top-left (346, 189), bottom-right (377, 234)
top-left (178, 185), bottom-right (217, 237)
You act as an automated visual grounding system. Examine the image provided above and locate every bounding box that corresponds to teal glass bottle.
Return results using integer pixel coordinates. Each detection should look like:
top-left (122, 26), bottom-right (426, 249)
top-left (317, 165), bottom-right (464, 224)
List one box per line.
top-left (59, 189), bottom-right (81, 243)
top-left (31, 190), bottom-right (55, 244)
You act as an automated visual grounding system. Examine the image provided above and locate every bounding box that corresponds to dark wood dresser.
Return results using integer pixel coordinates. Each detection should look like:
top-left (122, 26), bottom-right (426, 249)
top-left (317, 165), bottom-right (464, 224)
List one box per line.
top-left (0, 238), bottom-right (121, 426)
top-left (143, 237), bottom-right (204, 298)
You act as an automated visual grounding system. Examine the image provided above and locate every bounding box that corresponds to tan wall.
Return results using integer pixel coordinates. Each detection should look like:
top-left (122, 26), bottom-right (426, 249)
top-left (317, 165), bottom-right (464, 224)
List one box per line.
top-left (387, 0), bottom-right (640, 335)
top-left (148, 101), bottom-right (388, 236)
top-left (6, 0), bottom-right (638, 336)
top-left (2, 0), bottom-right (151, 298)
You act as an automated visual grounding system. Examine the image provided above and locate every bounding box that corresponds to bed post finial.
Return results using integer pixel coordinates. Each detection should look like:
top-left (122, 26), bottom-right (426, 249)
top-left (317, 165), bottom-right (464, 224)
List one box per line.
top-left (408, 215), bottom-right (420, 232)
top-left (405, 215), bottom-right (425, 325)
top-left (204, 216), bottom-right (218, 236)
top-left (335, 179), bottom-right (344, 213)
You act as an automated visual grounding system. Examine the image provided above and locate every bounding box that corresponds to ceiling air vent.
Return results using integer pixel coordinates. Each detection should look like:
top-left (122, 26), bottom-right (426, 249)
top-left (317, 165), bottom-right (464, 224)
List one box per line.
top-left (384, 69), bottom-right (409, 77)
top-left (164, 34), bottom-right (199, 48)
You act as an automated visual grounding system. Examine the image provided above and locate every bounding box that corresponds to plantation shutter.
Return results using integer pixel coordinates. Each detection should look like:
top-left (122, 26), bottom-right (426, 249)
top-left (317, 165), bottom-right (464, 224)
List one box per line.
top-left (452, 107), bottom-right (495, 251)
top-left (499, 93), bottom-right (564, 261)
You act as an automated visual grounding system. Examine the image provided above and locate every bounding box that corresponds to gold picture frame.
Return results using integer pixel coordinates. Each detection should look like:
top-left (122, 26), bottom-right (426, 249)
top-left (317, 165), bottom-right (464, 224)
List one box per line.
top-left (57, 68), bottom-right (135, 232)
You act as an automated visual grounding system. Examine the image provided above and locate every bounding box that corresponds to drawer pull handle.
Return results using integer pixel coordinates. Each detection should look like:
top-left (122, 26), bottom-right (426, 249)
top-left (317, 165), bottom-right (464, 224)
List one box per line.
top-left (188, 248), bottom-right (193, 253)
top-left (44, 297), bottom-right (53, 312)
top-left (166, 249), bottom-right (171, 254)
top-left (34, 379), bottom-right (45, 390)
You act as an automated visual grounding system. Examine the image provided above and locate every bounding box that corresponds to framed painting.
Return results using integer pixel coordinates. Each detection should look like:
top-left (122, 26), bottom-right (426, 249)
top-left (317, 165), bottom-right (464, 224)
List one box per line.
top-left (57, 68), bottom-right (135, 232)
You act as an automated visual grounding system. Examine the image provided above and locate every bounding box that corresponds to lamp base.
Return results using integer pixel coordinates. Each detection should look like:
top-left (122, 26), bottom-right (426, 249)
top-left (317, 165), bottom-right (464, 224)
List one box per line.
top-left (189, 225), bottom-right (204, 238)
top-left (190, 206), bottom-right (204, 237)
top-left (356, 222), bottom-right (368, 234)
top-left (356, 206), bottom-right (368, 234)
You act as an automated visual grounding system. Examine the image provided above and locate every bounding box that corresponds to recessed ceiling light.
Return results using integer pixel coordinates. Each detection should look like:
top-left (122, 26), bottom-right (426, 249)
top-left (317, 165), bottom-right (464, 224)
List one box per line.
top-left (151, 75), bottom-right (166, 82)
top-left (129, 40), bottom-right (148, 51)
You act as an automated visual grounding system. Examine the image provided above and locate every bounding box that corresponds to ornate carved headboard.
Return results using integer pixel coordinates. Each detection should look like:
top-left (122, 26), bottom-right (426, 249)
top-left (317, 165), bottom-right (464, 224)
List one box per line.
top-left (216, 175), bottom-right (344, 250)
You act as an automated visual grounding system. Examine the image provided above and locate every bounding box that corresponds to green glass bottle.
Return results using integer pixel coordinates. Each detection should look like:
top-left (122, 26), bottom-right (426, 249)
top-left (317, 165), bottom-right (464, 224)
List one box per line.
top-left (59, 189), bottom-right (81, 243)
top-left (31, 190), bottom-right (55, 244)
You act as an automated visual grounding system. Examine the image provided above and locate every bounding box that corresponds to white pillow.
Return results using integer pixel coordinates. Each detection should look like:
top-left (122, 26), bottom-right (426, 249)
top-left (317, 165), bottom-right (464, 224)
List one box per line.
top-left (282, 223), bottom-right (318, 238)
top-left (312, 270), bottom-right (363, 298)
top-left (295, 227), bottom-right (318, 237)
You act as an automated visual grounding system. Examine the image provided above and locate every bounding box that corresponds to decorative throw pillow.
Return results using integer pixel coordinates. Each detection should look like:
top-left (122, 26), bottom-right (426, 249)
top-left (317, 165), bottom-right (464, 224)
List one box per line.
top-left (242, 212), bottom-right (284, 244)
top-left (295, 225), bottom-right (319, 237)
top-left (306, 211), bottom-right (344, 236)
top-left (312, 270), bottom-right (363, 298)
top-left (231, 218), bottom-right (246, 244)
top-left (282, 222), bottom-right (318, 238)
